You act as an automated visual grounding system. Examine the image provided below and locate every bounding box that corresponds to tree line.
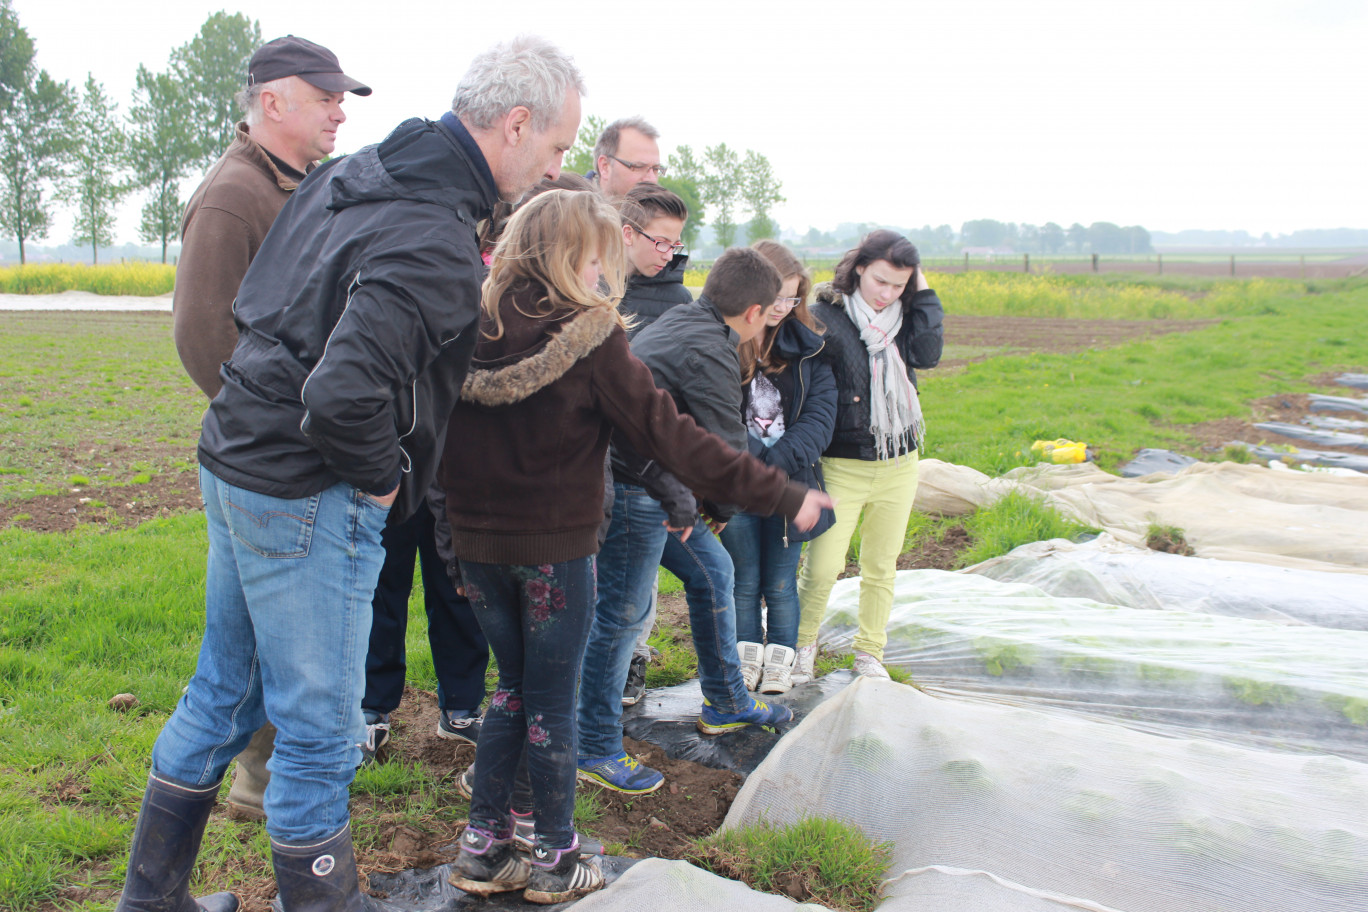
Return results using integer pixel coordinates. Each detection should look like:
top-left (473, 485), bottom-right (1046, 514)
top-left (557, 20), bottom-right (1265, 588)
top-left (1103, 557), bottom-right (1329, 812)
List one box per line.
top-left (1, 1), bottom-right (260, 264)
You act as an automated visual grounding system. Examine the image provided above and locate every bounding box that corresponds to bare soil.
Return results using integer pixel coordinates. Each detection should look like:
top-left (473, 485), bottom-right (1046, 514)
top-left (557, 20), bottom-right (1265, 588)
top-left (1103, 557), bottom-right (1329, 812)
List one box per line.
top-left (936, 314), bottom-right (1218, 371)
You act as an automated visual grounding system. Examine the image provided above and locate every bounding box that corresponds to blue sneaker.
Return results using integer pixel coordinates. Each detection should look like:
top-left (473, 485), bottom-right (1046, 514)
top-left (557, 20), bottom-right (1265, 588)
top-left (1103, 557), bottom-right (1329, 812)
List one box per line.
top-left (696, 696), bottom-right (793, 736)
top-left (576, 752), bottom-right (664, 794)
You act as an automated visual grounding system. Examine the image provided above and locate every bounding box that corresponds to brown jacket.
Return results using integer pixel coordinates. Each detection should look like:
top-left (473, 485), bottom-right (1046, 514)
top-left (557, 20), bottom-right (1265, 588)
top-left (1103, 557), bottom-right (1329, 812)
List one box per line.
top-left (441, 285), bottom-right (807, 566)
top-left (172, 123), bottom-right (310, 398)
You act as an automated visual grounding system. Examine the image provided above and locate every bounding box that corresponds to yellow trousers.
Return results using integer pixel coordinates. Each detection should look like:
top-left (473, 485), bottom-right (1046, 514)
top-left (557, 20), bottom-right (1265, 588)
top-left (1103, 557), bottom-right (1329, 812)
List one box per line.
top-left (797, 454), bottom-right (920, 661)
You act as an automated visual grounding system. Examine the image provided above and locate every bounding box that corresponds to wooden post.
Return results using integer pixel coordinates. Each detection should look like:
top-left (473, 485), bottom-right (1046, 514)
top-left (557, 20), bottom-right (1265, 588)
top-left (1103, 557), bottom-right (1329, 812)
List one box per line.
top-left (1157, 253), bottom-right (1163, 275)
top-left (964, 251), bottom-right (969, 272)
top-left (1023, 253), bottom-right (1030, 273)
top-left (1091, 253), bottom-right (1099, 273)
top-left (1230, 254), bottom-right (1235, 276)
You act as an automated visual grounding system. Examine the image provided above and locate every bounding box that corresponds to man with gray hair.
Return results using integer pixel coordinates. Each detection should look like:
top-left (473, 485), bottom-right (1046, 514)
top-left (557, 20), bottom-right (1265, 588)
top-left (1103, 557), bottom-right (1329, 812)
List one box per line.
top-left (590, 116), bottom-right (665, 197)
top-left (114, 35), bottom-right (582, 912)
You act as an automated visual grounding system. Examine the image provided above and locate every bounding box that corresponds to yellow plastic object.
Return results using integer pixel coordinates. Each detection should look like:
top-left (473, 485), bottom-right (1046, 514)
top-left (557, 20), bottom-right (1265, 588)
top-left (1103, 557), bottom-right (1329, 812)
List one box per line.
top-left (1031, 438), bottom-right (1089, 464)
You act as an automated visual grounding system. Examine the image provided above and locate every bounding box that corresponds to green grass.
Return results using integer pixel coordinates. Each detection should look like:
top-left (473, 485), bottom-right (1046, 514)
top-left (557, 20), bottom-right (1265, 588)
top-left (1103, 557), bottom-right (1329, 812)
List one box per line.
top-left (687, 816), bottom-right (893, 912)
top-left (957, 491), bottom-right (1100, 567)
top-left (920, 277), bottom-right (1367, 475)
top-left (0, 312), bottom-right (202, 502)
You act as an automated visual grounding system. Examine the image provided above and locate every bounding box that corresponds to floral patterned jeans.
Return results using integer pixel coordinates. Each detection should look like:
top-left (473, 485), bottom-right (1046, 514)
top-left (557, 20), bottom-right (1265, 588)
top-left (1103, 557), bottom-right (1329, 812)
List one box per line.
top-left (458, 557), bottom-right (596, 850)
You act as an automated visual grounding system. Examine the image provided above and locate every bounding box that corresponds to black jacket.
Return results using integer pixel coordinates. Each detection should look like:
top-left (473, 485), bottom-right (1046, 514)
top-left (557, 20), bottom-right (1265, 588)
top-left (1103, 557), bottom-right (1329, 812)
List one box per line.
top-left (612, 295), bottom-right (751, 522)
top-left (198, 115), bottom-right (496, 522)
top-left (622, 253), bottom-right (693, 339)
top-left (811, 283), bottom-right (944, 461)
top-left (744, 319), bottom-right (837, 542)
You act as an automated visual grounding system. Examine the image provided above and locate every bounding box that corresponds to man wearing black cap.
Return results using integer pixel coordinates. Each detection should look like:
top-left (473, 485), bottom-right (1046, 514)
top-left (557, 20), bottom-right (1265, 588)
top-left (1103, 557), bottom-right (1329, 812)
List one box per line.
top-left (173, 35), bottom-right (370, 399)
top-left (114, 35), bottom-right (584, 912)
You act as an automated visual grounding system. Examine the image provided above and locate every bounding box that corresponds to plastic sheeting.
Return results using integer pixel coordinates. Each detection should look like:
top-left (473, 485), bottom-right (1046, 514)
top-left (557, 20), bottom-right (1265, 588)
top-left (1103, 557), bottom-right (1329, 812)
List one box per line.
top-left (913, 458), bottom-right (1368, 573)
top-left (1308, 393), bottom-right (1368, 413)
top-left (1117, 448), bottom-right (1198, 477)
top-left (726, 680), bottom-right (1368, 912)
top-left (363, 855), bottom-right (640, 911)
top-left (1224, 440), bottom-right (1368, 473)
top-left (1336, 373), bottom-right (1368, 390)
top-left (963, 533), bottom-right (1368, 630)
top-left (1253, 421), bottom-right (1368, 449)
top-left (817, 571), bottom-right (1368, 762)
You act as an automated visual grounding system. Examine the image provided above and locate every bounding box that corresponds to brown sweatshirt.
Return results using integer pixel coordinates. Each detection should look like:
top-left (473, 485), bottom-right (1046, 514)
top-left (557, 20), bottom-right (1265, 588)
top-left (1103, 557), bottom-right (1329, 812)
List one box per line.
top-left (441, 286), bottom-right (807, 566)
top-left (172, 123), bottom-right (309, 398)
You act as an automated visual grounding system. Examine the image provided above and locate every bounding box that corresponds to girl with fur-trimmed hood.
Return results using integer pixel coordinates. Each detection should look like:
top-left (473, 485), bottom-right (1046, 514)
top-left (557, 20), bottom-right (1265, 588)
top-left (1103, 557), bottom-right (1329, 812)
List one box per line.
top-left (439, 190), bottom-right (830, 904)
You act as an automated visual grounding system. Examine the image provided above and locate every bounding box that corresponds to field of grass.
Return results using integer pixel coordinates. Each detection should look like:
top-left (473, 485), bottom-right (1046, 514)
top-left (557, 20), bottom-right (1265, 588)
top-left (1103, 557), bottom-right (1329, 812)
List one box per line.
top-left (0, 263), bottom-right (177, 296)
top-left (1, 274), bottom-right (1365, 908)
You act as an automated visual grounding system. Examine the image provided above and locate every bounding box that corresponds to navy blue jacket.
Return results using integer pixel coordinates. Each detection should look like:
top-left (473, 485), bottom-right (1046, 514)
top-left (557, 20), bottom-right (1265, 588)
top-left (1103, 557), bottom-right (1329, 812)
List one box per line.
top-left (743, 318), bottom-right (837, 542)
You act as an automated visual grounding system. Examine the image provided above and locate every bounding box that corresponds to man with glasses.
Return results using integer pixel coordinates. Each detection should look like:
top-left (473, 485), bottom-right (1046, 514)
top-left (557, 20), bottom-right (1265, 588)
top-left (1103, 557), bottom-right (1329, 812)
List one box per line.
top-left (589, 116), bottom-right (667, 197)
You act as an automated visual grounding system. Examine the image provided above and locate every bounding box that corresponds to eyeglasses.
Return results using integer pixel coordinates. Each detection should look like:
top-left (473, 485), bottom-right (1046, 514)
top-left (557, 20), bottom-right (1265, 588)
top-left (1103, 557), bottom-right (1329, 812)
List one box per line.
top-left (631, 224), bottom-right (686, 255)
top-left (609, 154), bottom-right (668, 178)
top-left (772, 296), bottom-right (802, 309)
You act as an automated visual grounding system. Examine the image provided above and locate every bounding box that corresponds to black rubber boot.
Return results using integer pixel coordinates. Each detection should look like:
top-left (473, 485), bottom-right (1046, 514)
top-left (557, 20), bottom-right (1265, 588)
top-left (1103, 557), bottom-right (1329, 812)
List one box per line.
top-left (115, 773), bottom-right (240, 912)
top-left (271, 825), bottom-right (388, 912)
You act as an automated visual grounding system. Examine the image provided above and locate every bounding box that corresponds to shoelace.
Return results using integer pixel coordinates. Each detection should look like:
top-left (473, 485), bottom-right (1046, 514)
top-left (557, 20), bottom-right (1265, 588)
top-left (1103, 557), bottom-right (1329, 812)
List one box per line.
top-left (617, 753), bottom-right (640, 771)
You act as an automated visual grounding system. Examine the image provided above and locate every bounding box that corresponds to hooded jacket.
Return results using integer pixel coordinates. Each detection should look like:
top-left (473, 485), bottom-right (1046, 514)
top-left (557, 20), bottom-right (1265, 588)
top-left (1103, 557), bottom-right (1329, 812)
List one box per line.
top-left (622, 252), bottom-right (693, 338)
top-left (811, 282), bottom-right (944, 461)
top-left (197, 115), bottom-right (496, 522)
top-left (743, 318), bottom-right (838, 542)
top-left (441, 284), bottom-right (807, 566)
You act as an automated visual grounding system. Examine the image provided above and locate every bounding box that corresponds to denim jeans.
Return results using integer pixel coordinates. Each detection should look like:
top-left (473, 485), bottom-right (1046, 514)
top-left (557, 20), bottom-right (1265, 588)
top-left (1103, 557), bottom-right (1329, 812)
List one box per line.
top-left (578, 485), bottom-right (750, 761)
top-left (460, 558), bottom-right (595, 850)
top-left (718, 512), bottom-right (803, 649)
top-left (151, 467), bottom-right (388, 843)
top-left (364, 500), bottom-right (488, 715)
top-left (576, 484), bottom-right (669, 760)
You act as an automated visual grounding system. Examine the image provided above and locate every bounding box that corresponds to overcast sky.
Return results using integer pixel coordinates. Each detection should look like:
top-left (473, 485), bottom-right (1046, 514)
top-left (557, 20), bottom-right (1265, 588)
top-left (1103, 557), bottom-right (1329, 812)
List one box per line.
top-left (13, 0), bottom-right (1368, 246)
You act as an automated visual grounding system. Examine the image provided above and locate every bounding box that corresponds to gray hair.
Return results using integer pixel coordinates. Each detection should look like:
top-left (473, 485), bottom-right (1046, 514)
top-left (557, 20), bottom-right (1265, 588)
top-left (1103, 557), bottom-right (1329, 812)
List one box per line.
top-left (235, 76), bottom-right (297, 127)
top-left (451, 35), bottom-right (586, 132)
top-left (592, 117), bottom-right (659, 166)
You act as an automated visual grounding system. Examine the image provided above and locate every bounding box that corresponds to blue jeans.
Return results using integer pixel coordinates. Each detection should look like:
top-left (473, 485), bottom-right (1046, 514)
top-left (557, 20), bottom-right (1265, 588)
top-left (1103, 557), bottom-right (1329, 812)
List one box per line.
top-left (718, 512), bottom-right (802, 649)
top-left (460, 558), bottom-right (595, 850)
top-left (364, 500), bottom-right (488, 715)
top-left (578, 484), bottom-right (749, 761)
top-left (151, 467), bottom-right (388, 843)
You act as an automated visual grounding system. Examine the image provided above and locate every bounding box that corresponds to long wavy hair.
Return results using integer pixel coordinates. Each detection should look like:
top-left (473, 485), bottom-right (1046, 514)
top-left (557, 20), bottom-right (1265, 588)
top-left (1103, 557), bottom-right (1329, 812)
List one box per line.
top-left (481, 189), bottom-right (627, 339)
top-left (738, 239), bottom-right (821, 382)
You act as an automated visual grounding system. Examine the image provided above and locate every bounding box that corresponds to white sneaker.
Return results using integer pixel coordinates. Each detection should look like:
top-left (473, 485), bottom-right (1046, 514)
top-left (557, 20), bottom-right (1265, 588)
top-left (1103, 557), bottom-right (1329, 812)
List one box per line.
top-left (853, 651), bottom-right (891, 680)
top-left (737, 641), bottom-right (764, 691)
top-left (758, 644), bottom-right (796, 694)
top-left (791, 644), bottom-right (817, 685)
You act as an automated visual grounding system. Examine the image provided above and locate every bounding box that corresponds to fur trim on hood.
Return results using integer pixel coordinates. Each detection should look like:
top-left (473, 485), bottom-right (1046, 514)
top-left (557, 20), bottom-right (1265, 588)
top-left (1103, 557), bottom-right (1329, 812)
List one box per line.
top-left (460, 305), bottom-right (618, 407)
top-left (813, 282), bottom-right (843, 307)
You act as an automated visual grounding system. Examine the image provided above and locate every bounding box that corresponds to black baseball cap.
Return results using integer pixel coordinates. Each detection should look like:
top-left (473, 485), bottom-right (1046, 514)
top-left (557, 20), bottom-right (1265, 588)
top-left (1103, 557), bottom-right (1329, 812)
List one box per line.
top-left (247, 36), bottom-right (371, 96)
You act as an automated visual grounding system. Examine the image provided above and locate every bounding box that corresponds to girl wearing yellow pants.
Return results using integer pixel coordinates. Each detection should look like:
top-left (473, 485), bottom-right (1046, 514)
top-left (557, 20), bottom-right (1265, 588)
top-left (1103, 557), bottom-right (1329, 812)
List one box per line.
top-left (795, 230), bottom-right (944, 680)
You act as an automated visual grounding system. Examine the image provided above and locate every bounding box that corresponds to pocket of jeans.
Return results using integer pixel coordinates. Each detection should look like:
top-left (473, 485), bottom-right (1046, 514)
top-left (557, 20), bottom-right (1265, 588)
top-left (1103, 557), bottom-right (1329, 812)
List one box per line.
top-left (224, 488), bottom-right (320, 558)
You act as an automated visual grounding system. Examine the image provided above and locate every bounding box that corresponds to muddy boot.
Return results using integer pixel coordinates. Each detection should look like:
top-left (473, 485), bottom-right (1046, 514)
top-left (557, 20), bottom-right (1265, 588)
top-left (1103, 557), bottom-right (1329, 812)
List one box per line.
top-left (225, 723), bottom-right (274, 821)
top-left (115, 773), bottom-right (240, 912)
top-left (524, 836), bottom-right (603, 905)
top-left (448, 827), bottom-right (530, 897)
top-left (271, 824), bottom-right (389, 911)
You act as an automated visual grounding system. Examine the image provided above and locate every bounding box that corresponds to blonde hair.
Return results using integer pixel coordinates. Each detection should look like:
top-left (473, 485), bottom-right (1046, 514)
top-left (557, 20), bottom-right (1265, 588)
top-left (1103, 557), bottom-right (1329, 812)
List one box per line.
top-left (739, 239), bottom-right (822, 382)
top-left (482, 189), bottom-right (627, 339)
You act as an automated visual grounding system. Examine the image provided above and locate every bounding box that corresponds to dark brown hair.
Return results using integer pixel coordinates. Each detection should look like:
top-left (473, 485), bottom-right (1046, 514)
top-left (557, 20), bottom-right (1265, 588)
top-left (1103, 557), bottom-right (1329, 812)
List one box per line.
top-left (738, 240), bottom-right (822, 381)
top-left (831, 229), bottom-right (921, 308)
top-left (616, 182), bottom-right (687, 227)
top-left (702, 247), bottom-right (781, 318)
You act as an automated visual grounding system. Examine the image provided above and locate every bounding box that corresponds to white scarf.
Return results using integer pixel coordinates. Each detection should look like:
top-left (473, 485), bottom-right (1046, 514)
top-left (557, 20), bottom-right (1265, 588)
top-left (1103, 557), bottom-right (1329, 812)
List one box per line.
top-left (845, 289), bottom-right (925, 459)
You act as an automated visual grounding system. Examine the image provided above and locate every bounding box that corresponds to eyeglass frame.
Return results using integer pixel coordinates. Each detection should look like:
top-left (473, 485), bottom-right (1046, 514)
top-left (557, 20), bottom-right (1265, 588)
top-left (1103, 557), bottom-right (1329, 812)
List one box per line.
top-left (629, 223), bottom-right (687, 256)
top-left (771, 296), bottom-right (802, 310)
top-left (608, 153), bottom-right (669, 178)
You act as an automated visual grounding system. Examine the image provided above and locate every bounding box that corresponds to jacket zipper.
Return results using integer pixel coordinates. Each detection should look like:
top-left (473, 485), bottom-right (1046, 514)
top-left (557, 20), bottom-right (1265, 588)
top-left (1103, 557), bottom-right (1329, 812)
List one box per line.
top-left (784, 339), bottom-right (825, 549)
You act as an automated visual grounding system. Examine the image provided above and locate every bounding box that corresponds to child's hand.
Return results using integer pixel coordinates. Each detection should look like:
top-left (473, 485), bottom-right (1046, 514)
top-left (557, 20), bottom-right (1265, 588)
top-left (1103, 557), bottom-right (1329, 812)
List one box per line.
top-left (664, 519), bottom-right (693, 543)
top-left (792, 490), bottom-right (835, 532)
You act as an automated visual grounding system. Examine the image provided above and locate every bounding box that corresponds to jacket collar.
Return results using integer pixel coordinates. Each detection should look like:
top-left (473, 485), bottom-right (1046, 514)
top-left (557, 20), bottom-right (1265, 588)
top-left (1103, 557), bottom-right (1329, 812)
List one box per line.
top-left (461, 304), bottom-right (618, 407)
top-left (235, 122), bottom-right (313, 192)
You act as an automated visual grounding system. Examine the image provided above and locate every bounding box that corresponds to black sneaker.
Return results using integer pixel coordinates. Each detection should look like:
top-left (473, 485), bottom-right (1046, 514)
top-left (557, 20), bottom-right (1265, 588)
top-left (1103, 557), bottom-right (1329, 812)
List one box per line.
top-left (448, 827), bottom-right (529, 896)
top-left (437, 708), bottom-right (482, 744)
top-left (524, 837), bottom-right (604, 905)
top-left (359, 710), bottom-right (390, 765)
top-left (621, 654), bottom-right (647, 706)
